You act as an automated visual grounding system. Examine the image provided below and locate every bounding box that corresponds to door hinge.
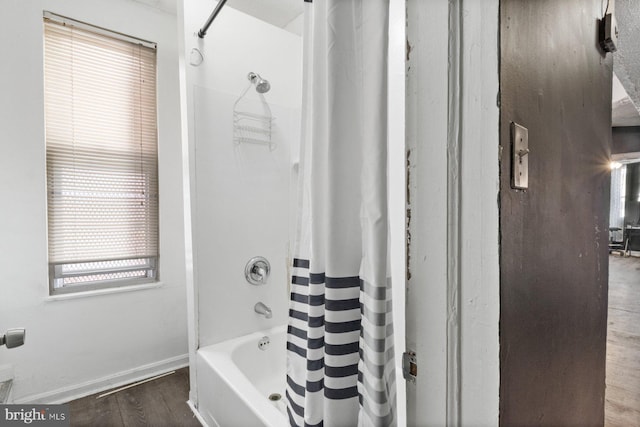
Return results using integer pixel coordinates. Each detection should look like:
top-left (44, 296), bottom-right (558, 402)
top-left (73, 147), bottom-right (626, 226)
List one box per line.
top-left (402, 350), bottom-right (417, 383)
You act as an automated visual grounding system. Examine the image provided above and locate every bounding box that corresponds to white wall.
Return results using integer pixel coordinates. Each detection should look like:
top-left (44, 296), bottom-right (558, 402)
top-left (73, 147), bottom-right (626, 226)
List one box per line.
top-left (180, 0), bottom-right (302, 370)
top-left (0, 0), bottom-right (188, 403)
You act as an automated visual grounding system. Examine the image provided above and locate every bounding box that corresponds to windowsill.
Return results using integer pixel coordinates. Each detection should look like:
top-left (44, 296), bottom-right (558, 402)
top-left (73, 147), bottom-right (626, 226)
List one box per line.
top-left (44, 281), bottom-right (164, 302)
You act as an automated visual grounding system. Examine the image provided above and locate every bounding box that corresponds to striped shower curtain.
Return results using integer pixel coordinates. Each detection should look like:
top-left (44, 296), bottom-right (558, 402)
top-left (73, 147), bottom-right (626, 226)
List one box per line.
top-left (286, 1), bottom-right (396, 426)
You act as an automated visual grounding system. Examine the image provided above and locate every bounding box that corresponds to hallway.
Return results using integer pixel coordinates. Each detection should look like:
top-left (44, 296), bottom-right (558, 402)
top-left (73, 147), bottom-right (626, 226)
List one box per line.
top-left (606, 255), bottom-right (640, 426)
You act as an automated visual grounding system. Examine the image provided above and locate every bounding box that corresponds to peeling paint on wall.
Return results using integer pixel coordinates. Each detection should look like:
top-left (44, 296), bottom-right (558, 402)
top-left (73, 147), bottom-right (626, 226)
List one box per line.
top-left (406, 148), bottom-right (412, 281)
top-left (406, 149), bottom-right (412, 204)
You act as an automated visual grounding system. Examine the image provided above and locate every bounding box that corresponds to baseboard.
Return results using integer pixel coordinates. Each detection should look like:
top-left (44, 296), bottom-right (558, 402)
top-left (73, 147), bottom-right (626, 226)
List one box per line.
top-left (187, 399), bottom-right (209, 427)
top-left (0, 380), bottom-right (13, 404)
top-left (14, 354), bottom-right (189, 404)
top-left (0, 365), bottom-right (14, 404)
top-left (0, 365), bottom-right (14, 383)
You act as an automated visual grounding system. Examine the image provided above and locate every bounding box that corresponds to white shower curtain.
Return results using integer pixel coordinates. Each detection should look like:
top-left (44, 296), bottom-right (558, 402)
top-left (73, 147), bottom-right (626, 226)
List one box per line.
top-left (286, 1), bottom-right (396, 426)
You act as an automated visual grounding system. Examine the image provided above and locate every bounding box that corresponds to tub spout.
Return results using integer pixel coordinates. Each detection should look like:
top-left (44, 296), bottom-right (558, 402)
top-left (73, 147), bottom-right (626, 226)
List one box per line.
top-left (254, 302), bottom-right (272, 319)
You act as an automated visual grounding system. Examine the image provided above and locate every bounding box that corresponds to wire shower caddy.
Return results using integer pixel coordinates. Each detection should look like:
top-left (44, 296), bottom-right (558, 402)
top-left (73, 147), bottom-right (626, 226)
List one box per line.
top-left (232, 83), bottom-right (276, 150)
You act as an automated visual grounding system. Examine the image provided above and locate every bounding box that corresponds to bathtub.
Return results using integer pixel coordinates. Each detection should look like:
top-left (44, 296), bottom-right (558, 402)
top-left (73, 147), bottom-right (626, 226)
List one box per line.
top-left (195, 325), bottom-right (288, 427)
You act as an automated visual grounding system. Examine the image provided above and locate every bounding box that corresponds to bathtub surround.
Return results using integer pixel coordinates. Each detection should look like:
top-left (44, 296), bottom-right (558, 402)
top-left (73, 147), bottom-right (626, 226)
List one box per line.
top-left (178, 0), bottom-right (303, 418)
top-left (286, 2), bottom-right (396, 426)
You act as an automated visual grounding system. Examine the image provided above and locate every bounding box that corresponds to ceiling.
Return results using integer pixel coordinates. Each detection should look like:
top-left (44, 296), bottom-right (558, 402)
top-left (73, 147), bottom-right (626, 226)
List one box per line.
top-left (130, 0), bottom-right (176, 14)
top-left (225, 0), bottom-right (303, 31)
top-left (613, 0), bottom-right (640, 127)
top-left (131, 0), bottom-right (303, 34)
top-left (612, 73), bottom-right (640, 127)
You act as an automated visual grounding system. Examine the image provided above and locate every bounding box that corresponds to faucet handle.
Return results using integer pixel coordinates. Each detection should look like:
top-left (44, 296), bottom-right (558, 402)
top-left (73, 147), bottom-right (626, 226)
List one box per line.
top-left (252, 265), bottom-right (267, 280)
top-left (245, 257), bottom-right (270, 285)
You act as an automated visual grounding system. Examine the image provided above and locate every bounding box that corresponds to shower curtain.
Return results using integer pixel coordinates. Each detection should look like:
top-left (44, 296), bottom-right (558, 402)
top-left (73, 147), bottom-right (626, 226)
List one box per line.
top-left (286, 1), bottom-right (396, 426)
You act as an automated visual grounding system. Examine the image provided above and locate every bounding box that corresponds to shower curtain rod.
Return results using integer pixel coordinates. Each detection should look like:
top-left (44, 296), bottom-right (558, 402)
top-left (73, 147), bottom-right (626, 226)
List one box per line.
top-left (198, 0), bottom-right (229, 38)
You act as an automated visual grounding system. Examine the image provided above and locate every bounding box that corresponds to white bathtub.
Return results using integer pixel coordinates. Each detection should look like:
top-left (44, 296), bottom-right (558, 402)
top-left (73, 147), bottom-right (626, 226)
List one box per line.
top-left (195, 325), bottom-right (288, 427)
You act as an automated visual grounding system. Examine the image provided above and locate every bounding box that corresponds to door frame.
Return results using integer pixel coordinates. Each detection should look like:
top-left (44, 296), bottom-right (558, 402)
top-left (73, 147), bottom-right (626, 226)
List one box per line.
top-left (405, 0), bottom-right (500, 424)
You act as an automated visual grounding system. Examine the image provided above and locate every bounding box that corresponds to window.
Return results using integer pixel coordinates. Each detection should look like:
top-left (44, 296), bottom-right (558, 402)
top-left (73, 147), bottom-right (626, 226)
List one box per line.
top-left (621, 165), bottom-right (626, 218)
top-left (43, 12), bottom-right (159, 295)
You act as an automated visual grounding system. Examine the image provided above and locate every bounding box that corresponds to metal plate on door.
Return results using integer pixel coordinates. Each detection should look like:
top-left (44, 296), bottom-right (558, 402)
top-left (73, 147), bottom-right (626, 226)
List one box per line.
top-left (511, 122), bottom-right (529, 189)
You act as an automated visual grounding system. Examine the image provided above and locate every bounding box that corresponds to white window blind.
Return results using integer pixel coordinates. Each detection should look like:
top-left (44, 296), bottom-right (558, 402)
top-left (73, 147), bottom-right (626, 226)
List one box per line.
top-left (43, 13), bottom-right (159, 293)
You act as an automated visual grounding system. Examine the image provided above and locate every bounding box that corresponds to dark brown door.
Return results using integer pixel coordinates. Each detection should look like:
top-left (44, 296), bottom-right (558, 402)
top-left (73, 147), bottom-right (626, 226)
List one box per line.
top-left (500, 1), bottom-right (611, 425)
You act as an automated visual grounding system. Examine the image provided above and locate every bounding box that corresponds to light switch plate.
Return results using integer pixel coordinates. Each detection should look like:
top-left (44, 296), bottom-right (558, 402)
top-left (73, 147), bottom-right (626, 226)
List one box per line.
top-left (511, 122), bottom-right (528, 189)
top-left (600, 13), bottom-right (618, 53)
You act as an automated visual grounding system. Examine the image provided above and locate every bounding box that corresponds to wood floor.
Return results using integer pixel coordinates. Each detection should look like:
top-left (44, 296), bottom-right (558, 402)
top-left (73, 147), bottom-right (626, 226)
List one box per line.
top-left (68, 367), bottom-right (201, 427)
top-left (606, 255), bottom-right (640, 427)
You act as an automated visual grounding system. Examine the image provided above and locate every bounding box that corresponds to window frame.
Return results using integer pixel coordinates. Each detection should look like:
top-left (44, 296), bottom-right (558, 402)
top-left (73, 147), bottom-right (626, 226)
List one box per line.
top-left (43, 12), bottom-right (160, 296)
top-left (49, 258), bottom-right (159, 295)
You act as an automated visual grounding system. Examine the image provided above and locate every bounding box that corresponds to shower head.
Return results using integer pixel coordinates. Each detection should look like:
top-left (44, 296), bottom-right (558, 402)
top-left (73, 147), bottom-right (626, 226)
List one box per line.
top-left (248, 72), bottom-right (271, 94)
